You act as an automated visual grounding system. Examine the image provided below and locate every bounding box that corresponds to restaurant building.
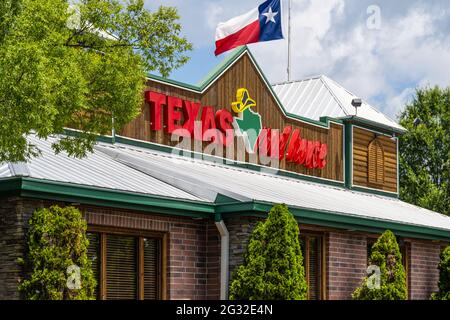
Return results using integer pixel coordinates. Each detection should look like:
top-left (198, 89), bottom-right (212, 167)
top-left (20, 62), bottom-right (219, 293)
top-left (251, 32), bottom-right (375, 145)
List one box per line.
top-left (1, 46), bottom-right (449, 300)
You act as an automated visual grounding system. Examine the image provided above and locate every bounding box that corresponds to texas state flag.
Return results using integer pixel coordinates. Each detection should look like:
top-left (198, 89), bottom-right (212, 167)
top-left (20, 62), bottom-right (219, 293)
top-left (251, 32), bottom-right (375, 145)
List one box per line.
top-left (215, 0), bottom-right (284, 56)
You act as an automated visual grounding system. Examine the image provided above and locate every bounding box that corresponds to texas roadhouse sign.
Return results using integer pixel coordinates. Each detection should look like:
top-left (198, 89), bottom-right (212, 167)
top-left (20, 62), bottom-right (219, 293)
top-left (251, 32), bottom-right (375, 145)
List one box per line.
top-left (145, 88), bottom-right (328, 170)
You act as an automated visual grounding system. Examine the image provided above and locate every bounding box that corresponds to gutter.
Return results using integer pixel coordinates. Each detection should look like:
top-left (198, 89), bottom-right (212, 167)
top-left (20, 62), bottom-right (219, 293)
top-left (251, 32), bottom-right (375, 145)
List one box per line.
top-left (340, 115), bottom-right (406, 135)
top-left (215, 218), bottom-right (229, 300)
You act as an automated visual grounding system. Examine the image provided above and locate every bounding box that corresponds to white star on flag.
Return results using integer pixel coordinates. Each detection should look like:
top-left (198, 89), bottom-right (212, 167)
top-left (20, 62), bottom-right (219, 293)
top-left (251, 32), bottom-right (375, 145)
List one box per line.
top-left (262, 6), bottom-right (278, 24)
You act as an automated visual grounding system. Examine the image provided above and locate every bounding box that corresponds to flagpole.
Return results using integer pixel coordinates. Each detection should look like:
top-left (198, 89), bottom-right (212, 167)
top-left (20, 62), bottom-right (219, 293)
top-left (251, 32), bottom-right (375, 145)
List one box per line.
top-left (287, 0), bottom-right (292, 81)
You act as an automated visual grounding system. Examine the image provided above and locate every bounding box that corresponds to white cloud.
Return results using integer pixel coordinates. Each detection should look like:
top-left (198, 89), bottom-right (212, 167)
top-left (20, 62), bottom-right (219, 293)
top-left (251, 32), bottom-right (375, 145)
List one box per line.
top-left (145, 0), bottom-right (450, 119)
top-left (251, 2), bottom-right (450, 118)
top-left (386, 87), bottom-right (416, 118)
top-left (205, 4), bottom-right (224, 30)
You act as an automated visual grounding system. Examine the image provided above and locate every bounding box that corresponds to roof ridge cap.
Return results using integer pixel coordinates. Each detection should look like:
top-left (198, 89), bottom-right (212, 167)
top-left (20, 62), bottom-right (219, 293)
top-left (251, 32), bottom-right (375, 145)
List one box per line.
top-left (319, 76), bottom-right (350, 116)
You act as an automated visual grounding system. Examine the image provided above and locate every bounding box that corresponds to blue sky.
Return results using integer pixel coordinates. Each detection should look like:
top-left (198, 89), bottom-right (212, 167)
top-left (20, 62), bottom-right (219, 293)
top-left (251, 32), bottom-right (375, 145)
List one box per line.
top-left (144, 0), bottom-right (450, 120)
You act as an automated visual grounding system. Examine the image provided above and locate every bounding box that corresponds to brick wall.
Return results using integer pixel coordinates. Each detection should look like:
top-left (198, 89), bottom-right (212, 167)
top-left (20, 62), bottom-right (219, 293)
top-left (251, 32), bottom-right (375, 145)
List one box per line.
top-left (327, 232), bottom-right (367, 300)
top-left (225, 216), bottom-right (260, 279)
top-left (81, 205), bottom-right (222, 300)
top-left (0, 198), bottom-right (221, 300)
top-left (0, 197), bottom-right (25, 299)
top-left (0, 197), bottom-right (47, 299)
top-left (409, 240), bottom-right (441, 300)
top-left (0, 197), bottom-right (446, 300)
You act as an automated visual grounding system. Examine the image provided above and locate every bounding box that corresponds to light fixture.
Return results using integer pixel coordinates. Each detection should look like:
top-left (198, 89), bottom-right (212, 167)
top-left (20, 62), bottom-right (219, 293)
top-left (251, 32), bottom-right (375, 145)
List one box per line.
top-left (351, 98), bottom-right (362, 116)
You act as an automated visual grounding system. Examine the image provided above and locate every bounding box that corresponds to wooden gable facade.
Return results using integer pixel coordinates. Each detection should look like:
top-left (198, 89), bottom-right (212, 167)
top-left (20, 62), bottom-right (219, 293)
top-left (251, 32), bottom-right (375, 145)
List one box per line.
top-left (120, 47), bottom-right (399, 194)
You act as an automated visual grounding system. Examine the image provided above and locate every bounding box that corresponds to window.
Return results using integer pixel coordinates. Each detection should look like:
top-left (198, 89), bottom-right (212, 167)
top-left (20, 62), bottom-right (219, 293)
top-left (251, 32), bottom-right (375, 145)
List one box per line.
top-left (106, 235), bottom-right (137, 299)
top-left (367, 139), bottom-right (384, 185)
top-left (86, 230), bottom-right (163, 300)
top-left (143, 237), bottom-right (159, 300)
top-left (300, 234), bottom-right (324, 300)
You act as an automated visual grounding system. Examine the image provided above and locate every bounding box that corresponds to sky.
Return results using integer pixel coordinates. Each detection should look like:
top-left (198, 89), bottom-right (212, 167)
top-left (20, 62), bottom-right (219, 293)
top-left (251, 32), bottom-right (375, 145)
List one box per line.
top-left (144, 0), bottom-right (450, 120)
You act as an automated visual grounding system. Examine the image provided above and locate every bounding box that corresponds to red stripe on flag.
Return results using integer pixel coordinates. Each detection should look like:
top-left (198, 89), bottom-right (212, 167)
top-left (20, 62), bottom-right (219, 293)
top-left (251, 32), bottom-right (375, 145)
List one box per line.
top-left (214, 20), bottom-right (260, 56)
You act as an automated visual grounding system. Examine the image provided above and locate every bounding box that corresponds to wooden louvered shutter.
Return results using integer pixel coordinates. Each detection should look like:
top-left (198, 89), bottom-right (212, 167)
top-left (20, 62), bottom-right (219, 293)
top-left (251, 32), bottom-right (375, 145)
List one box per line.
top-left (300, 235), bottom-right (323, 300)
top-left (86, 232), bottom-right (100, 299)
top-left (106, 235), bottom-right (137, 300)
top-left (368, 139), bottom-right (384, 185)
top-left (143, 238), bottom-right (159, 300)
top-left (300, 236), bottom-right (306, 272)
top-left (308, 237), bottom-right (322, 300)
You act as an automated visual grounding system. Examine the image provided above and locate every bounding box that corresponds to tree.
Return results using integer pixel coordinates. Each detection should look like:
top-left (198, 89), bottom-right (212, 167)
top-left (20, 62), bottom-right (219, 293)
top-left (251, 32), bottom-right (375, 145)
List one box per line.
top-left (18, 206), bottom-right (96, 300)
top-left (398, 86), bottom-right (450, 216)
top-left (431, 246), bottom-right (450, 300)
top-left (229, 204), bottom-right (307, 300)
top-left (352, 230), bottom-right (407, 300)
top-left (0, 0), bottom-right (191, 162)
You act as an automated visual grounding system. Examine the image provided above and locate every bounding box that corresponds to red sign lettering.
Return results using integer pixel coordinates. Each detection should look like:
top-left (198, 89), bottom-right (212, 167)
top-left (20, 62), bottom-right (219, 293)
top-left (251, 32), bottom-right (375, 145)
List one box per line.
top-left (146, 91), bottom-right (165, 131)
top-left (144, 91), bottom-right (328, 170)
top-left (182, 100), bottom-right (201, 135)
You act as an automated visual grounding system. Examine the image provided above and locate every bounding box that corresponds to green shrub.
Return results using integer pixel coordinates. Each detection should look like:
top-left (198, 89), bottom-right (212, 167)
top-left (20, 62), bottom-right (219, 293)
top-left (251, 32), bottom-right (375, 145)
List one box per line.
top-left (352, 230), bottom-right (407, 300)
top-left (18, 205), bottom-right (96, 300)
top-left (431, 246), bottom-right (450, 300)
top-left (229, 204), bottom-right (307, 300)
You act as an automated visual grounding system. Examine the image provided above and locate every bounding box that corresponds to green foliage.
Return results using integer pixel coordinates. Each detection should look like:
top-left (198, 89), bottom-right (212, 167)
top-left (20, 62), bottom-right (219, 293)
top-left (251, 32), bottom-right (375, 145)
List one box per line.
top-left (0, 0), bottom-right (192, 162)
top-left (431, 246), bottom-right (450, 300)
top-left (229, 204), bottom-right (307, 300)
top-left (399, 86), bottom-right (450, 216)
top-left (352, 230), bottom-right (407, 300)
top-left (18, 206), bottom-right (96, 300)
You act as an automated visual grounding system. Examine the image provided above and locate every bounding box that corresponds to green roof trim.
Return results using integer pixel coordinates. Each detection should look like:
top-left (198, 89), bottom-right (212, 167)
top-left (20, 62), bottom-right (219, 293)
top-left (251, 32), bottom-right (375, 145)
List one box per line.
top-left (147, 73), bottom-right (201, 92)
top-left (219, 201), bottom-right (450, 241)
top-left (147, 46), bottom-right (248, 93)
top-left (345, 123), bottom-right (353, 189)
top-left (342, 116), bottom-right (406, 135)
top-left (196, 46), bottom-right (248, 88)
top-left (1, 177), bottom-right (449, 240)
top-left (1, 177), bottom-right (214, 218)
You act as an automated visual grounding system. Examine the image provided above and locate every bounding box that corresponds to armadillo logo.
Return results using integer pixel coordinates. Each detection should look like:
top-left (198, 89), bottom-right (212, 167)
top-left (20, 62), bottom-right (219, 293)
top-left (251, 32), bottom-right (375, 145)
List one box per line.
top-left (230, 88), bottom-right (328, 169)
top-left (231, 89), bottom-right (262, 153)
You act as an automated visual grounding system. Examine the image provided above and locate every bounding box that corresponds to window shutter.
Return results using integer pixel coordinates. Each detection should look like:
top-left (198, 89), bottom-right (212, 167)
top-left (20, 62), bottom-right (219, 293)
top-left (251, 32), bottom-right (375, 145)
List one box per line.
top-left (308, 237), bottom-right (321, 300)
top-left (368, 139), bottom-right (384, 185)
top-left (143, 238), bottom-right (159, 300)
top-left (300, 235), bottom-right (322, 300)
top-left (86, 232), bottom-right (100, 299)
top-left (376, 143), bottom-right (384, 182)
top-left (106, 235), bottom-right (137, 300)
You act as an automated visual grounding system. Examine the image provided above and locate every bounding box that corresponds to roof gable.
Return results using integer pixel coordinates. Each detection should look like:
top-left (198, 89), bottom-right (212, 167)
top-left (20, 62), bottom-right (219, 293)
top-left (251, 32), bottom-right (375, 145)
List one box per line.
top-left (273, 75), bottom-right (406, 133)
top-left (147, 46), bottom-right (341, 129)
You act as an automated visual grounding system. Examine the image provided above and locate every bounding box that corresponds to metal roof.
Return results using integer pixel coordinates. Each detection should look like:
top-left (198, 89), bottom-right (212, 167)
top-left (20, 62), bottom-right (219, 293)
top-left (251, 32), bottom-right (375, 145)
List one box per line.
top-left (94, 140), bottom-right (450, 233)
top-left (272, 75), bottom-right (406, 132)
top-left (0, 135), bottom-right (207, 202)
top-left (2, 134), bottom-right (449, 235)
top-left (0, 164), bottom-right (11, 178)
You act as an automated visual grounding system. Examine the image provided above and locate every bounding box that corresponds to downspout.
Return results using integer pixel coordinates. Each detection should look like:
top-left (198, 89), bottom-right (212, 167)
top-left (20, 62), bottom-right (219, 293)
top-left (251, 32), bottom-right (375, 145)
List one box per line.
top-left (215, 214), bottom-right (229, 300)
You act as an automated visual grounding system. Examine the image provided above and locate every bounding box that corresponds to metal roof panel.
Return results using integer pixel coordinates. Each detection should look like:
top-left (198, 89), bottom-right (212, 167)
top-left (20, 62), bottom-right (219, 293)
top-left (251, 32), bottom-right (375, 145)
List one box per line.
top-left (272, 75), bottom-right (405, 131)
top-left (3, 135), bottom-right (207, 202)
top-left (0, 164), bottom-right (11, 178)
top-left (105, 142), bottom-right (450, 232)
